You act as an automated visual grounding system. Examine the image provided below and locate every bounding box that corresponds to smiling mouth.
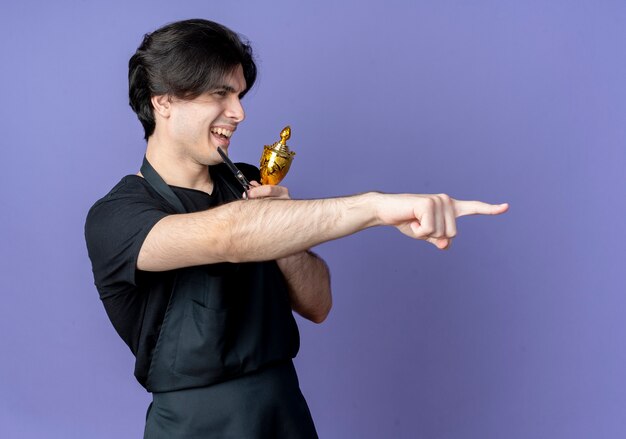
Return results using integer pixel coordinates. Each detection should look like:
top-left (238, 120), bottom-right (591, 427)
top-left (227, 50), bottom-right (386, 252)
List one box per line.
top-left (210, 127), bottom-right (234, 139)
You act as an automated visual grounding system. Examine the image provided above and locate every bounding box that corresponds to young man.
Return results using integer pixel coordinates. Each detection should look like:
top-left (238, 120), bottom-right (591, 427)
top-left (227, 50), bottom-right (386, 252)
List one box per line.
top-left (85, 19), bottom-right (508, 438)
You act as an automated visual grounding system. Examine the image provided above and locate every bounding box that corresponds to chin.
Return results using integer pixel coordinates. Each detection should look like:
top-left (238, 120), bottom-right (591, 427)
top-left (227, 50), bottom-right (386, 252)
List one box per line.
top-left (204, 150), bottom-right (224, 166)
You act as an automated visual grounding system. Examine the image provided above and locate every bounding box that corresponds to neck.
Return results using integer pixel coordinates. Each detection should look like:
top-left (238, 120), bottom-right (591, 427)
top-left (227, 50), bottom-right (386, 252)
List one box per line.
top-left (143, 134), bottom-right (213, 194)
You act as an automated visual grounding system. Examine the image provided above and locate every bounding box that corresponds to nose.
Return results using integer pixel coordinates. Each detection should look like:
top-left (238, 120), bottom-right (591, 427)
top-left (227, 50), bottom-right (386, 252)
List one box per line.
top-left (225, 96), bottom-right (245, 123)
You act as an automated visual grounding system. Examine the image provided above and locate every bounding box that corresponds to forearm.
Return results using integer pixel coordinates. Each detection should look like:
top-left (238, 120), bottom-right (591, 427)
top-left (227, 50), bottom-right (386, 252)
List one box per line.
top-left (138, 190), bottom-right (509, 271)
top-left (138, 192), bottom-right (379, 271)
top-left (225, 196), bottom-right (377, 262)
top-left (277, 250), bottom-right (332, 323)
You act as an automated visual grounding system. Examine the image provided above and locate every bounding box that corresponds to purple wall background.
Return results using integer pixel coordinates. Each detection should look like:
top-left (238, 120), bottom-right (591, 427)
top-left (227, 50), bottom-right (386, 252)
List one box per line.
top-left (2, 0), bottom-right (624, 438)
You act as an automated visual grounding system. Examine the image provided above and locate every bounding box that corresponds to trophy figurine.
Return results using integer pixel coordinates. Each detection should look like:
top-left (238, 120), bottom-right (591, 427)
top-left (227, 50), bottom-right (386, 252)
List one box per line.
top-left (260, 126), bottom-right (296, 185)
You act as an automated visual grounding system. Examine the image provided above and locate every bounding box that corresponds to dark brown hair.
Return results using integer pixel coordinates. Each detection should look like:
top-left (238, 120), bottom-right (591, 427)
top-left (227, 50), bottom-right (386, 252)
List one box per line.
top-left (128, 19), bottom-right (257, 140)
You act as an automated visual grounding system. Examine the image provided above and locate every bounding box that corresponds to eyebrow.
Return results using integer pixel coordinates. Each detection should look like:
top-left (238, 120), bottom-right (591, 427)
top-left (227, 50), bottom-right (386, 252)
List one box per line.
top-left (214, 85), bottom-right (243, 94)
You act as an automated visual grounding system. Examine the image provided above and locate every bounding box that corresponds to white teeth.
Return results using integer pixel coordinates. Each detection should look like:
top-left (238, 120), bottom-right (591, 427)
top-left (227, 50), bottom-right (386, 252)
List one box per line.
top-left (211, 127), bottom-right (233, 138)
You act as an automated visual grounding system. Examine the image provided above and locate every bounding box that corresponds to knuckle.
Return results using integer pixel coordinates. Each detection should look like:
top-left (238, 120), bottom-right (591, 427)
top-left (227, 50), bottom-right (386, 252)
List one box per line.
top-left (438, 193), bottom-right (451, 203)
top-left (246, 188), bottom-right (258, 198)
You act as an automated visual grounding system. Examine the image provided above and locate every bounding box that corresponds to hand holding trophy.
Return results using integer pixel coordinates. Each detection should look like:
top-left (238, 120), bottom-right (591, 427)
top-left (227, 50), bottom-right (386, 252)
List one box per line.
top-left (216, 126), bottom-right (296, 199)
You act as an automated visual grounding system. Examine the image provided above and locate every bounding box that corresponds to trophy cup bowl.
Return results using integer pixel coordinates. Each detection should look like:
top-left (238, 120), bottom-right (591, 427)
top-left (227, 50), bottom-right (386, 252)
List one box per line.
top-left (260, 126), bottom-right (296, 186)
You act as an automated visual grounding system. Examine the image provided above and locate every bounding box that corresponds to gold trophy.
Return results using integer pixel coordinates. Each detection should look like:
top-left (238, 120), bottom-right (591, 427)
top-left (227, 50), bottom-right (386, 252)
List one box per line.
top-left (260, 126), bottom-right (296, 185)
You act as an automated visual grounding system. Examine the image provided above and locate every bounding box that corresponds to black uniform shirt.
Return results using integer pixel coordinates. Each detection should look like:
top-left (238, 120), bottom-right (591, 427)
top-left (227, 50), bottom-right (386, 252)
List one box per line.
top-left (85, 163), bottom-right (299, 388)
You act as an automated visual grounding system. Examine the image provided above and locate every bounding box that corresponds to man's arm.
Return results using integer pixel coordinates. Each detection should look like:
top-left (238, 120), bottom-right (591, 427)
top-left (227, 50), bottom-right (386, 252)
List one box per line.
top-left (137, 194), bottom-right (373, 271)
top-left (137, 190), bottom-right (509, 272)
top-left (247, 182), bottom-right (331, 324)
top-left (277, 250), bottom-right (332, 324)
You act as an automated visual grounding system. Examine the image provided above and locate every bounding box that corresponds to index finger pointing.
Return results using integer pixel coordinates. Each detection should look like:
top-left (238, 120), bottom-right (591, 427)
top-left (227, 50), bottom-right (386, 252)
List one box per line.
top-left (453, 200), bottom-right (510, 217)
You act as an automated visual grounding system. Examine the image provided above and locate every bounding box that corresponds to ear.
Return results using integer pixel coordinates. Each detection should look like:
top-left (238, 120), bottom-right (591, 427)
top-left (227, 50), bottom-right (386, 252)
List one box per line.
top-left (151, 95), bottom-right (172, 118)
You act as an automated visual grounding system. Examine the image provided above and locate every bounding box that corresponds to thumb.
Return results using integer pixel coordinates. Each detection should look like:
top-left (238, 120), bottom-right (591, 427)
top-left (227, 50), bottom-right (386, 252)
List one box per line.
top-left (411, 221), bottom-right (452, 249)
top-left (426, 237), bottom-right (452, 250)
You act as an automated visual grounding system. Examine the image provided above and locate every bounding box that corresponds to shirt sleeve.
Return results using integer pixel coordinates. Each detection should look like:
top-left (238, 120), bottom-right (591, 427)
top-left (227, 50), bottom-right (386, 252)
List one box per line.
top-left (85, 179), bottom-right (171, 296)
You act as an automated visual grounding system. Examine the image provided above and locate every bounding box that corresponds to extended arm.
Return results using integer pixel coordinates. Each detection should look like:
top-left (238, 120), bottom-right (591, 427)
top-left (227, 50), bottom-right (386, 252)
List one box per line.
top-left (137, 194), bottom-right (373, 271)
top-left (137, 190), bottom-right (509, 272)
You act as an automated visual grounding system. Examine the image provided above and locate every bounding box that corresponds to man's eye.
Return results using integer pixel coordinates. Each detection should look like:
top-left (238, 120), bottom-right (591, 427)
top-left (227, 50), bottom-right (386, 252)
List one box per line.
top-left (213, 90), bottom-right (227, 97)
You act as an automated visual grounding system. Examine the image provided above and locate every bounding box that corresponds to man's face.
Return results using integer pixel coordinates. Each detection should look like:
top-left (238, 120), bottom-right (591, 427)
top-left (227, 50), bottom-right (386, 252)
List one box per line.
top-left (164, 64), bottom-right (247, 165)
